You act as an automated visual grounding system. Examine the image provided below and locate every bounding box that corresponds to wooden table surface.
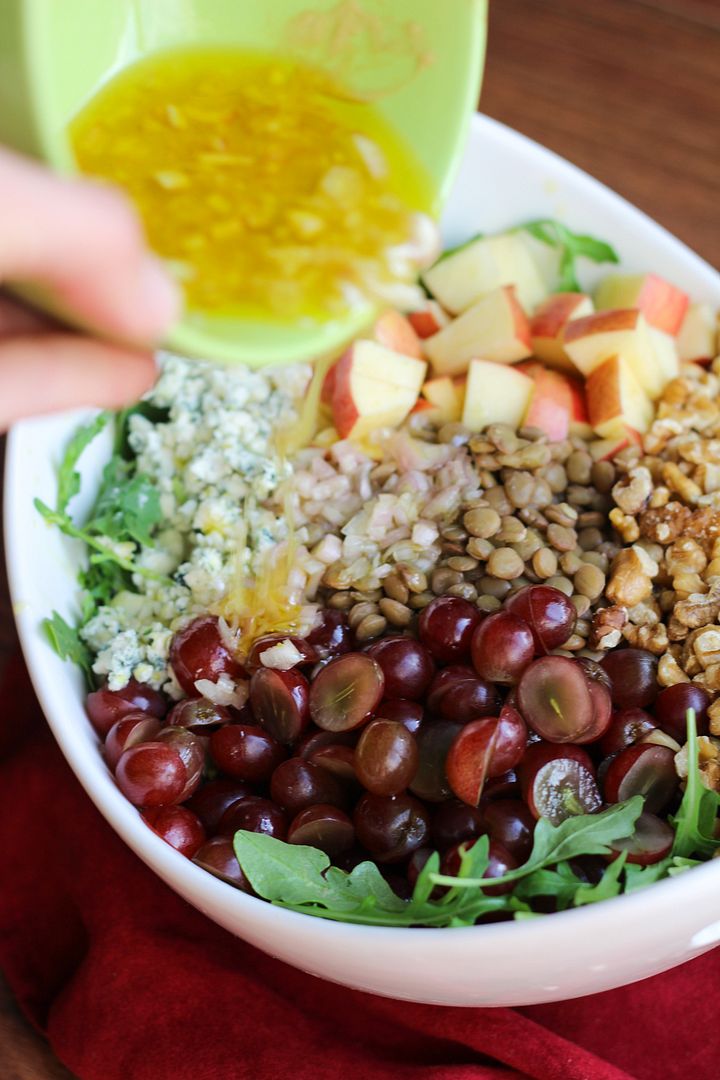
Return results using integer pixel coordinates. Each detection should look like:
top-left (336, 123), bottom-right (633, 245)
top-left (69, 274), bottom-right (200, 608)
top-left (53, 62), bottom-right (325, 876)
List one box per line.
top-left (0, 1), bottom-right (718, 1076)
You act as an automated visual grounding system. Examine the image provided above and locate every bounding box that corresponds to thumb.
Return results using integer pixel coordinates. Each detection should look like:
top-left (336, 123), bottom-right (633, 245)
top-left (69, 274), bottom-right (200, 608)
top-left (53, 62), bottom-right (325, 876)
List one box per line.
top-left (0, 148), bottom-right (181, 345)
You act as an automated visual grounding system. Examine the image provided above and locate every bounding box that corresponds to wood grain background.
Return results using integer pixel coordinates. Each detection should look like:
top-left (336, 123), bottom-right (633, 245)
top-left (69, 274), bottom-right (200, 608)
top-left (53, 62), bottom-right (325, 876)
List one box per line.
top-left (0, 0), bottom-right (718, 1075)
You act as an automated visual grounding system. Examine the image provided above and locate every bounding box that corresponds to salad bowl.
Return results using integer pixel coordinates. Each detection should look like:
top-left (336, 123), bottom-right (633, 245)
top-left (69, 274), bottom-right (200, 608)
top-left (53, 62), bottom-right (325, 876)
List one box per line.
top-left (6, 114), bottom-right (720, 1007)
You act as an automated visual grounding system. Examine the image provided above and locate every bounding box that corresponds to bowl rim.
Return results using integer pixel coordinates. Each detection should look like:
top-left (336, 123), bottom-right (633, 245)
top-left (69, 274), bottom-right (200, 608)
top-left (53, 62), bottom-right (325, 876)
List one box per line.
top-left (6, 112), bottom-right (720, 951)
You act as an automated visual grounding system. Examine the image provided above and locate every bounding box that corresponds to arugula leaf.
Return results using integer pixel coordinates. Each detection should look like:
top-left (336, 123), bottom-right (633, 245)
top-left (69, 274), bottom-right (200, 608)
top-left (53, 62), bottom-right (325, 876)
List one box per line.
top-left (670, 709), bottom-right (720, 858)
top-left (91, 457), bottom-right (162, 547)
top-left (42, 611), bottom-right (94, 685)
top-left (55, 412), bottom-right (111, 514)
top-left (430, 798), bottom-right (643, 890)
top-left (512, 862), bottom-right (585, 910)
top-left (516, 220), bottom-right (619, 292)
top-left (114, 401), bottom-right (169, 459)
top-left (232, 832), bottom-right (406, 916)
top-left (573, 853), bottom-right (627, 907)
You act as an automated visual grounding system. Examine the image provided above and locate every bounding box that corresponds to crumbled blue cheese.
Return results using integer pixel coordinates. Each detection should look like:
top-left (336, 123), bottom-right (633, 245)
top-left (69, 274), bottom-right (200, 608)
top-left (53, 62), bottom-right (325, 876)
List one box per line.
top-left (81, 353), bottom-right (310, 691)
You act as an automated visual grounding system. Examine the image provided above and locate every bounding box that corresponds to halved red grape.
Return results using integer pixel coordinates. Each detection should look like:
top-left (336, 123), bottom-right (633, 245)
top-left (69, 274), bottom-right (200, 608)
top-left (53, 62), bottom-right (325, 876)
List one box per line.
top-left (270, 758), bottom-right (347, 815)
top-left (517, 656), bottom-right (596, 743)
top-left (365, 636), bottom-right (434, 700)
top-left (155, 727), bottom-right (205, 801)
top-left (479, 799), bottom-right (535, 863)
top-left (505, 585), bottom-right (575, 652)
top-left (142, 805), bottom-right (206, 857)
top-left (169, 615), bottom-right (243, 696)
top-left (116, 742), bottom-right (186, 807)
top-left (309, 744), bottom-right (359, 786)
top-left (603, 744), bottom-right (679, 813)
top-left (104, 712), bottom-right (162, 770)
top-left (441, 839), bottom-right (518, 895)
top-left (600, 708), bottom-right (657, 757)
top-left (600, 648), bottom-right (658, 709)
top-left (218, 796), bottom-right (288, 840)
top-left (185, 778), bottom-right (254, 833)
top-left (576, 680), bottom-right (613, 744)
top-left (287, 804), bottom-right (355, 856)
top-left (609, 811), bottom-right (674, 865)
top-left (430, 800), bottom-right (485, 851)
top-left (426, 665), bottom-right (501, 723)
top-left (245, 634), bottom-right (318, 673)
top-left (192, 836), bottom-right (253, 891)
top-left (577, 657), bottom-right (612, 692)
top-left (471, 612), bottom-right (535, 685)
top-left (306, 610), bottom-right (353, 660)
top-left (445, 706), bottom-right (527, 805)
top-left (309, 653), bottom-right (384, 732)
top-left (653, 683), bottom-right (711, 741)
top-left (355, 719), bottom-right (418, 796)
top-left (249, 667), bottom-right (310, 744)
top-left (86, 680), bottom-right (166, 738)
top-left (376, 699), bottom-right (424, 735)
top-left (209, 723), bottom-right (286, 783)
top-left (417, 596), bottom-right (481, 664)
top-left (519, 742), bottom-right (601, 824)
top-left (408, 719), bottom-right (464, 802)
top-left (353, 792), bottom-right (430, 863)
top-left (167, 697), bottom-right (231, 734)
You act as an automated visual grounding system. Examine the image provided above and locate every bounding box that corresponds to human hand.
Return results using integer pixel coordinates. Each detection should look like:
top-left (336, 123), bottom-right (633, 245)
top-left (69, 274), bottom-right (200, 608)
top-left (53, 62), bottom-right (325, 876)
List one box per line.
top-left (0, 147), bottom-right (180, 430)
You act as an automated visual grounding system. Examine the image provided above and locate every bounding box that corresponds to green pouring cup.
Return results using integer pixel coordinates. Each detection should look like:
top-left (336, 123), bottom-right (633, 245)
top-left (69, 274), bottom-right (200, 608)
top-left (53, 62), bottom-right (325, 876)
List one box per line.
top-left (0, 0), bottom-right (487, 366)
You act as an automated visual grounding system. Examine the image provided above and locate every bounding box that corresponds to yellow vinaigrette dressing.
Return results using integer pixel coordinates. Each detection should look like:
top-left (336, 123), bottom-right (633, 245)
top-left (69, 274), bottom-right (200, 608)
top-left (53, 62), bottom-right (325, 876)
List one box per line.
top-left (70, 47), bottom-right (435, 323)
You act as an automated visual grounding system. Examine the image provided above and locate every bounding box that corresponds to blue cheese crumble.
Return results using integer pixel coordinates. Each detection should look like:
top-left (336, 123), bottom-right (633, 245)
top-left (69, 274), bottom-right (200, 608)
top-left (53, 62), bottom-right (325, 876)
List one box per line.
top-left (81, 354), bottom-right (310, 692)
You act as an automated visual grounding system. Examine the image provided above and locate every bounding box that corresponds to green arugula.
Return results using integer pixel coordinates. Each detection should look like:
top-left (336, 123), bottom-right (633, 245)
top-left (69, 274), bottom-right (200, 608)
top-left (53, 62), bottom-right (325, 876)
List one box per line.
top-left (233, 798), bottom-right (643, 927)
top-left (41, 610), bottom-right (94, 684)
top-left (670, 709), bottom-right (720, 858)
top-left (515, 219), bottom-right (619, 291)
top-left (36, 410), bottom-right (170, 672)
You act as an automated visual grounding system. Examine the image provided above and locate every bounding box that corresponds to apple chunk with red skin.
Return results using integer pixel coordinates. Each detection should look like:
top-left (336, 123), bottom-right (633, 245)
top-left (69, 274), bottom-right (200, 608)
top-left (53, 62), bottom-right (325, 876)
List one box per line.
top-left (331, 341), bottom-right (427, 440)
top-left (588, 429), bottom-right (642, 462)
top-left (530, 292), bottom-right (594, 372)
top-left (585, 354), bottom-right (653, 440)
top-left (568, 378), bottom-right (593, 439)
top-left (372, 309), bottom-right (423, 358)
top-left (594, 273), bottom-right (689, 335)
top-left (408, 300), bottom-right (450, 339)
top-left (521, 366), bottom-right (574, 442)
top-left (425, 285), bottom-right (532, 376)
top-left (462, 359), bottom-right (534, 432)
top-left (563, 308), bottom-right (667, 399)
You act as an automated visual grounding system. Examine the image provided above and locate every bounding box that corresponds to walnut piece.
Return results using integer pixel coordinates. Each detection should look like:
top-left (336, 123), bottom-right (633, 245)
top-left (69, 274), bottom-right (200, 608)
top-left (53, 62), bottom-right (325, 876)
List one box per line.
top-left (638, 502), bottom-right (692, 544)
top-left (605, 546), bottom-right (658, 607)
top-left (590, 605), bottom-right (628, 650)
top-left (657, 652), bottom-right (690, 687)
top-left (612, 466), bottom-right (653, 515)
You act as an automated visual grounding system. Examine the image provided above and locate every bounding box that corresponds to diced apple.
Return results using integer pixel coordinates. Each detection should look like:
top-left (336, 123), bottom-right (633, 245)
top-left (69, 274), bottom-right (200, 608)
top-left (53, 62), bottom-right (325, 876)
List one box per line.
top-left (373, 310), bottom-right (423, 358)
top-left (530, 292), bottom-right (594, 371)
top-left (331, 340), bottom-right (427, 440)
top-left (522, 368), bottom-right (573, 442)
top-left (648, 327), bottom-right (680, 384)
top-left (421, 375), bottom-right (464, 423)
top-left (568, 378), bottom-right (593, 439)
top-left (462, 360), bottom-right (535, 432)
top-left (563, 309), bottom-right (666, 399)
top-left (321, 361), bottom-right (338, 405)
top-left (676, 302), bottom-right (717, 362)
top-left (425, 286), bottom-right (532, 376)
top-left (594, 273), bottom-right (689, 335)
top-left (421, 232), bottom-right (552, 314)
top-left (408, 300), bottom-right (450, 339)
top-left (588, 430), bottom-right (642, 462)
top-left (585, 355), bottom-right (653, 440)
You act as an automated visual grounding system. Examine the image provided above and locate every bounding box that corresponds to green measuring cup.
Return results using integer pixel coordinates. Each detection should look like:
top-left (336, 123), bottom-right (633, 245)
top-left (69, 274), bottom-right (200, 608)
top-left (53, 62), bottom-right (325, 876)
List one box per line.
top-left (0, 0), bottom-right (487, 366)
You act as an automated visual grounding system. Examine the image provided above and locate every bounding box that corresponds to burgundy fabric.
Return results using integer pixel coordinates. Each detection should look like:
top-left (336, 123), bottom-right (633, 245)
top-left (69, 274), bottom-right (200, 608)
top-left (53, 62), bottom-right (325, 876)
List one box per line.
top-left (1, 653), bottom-right (718, 1080)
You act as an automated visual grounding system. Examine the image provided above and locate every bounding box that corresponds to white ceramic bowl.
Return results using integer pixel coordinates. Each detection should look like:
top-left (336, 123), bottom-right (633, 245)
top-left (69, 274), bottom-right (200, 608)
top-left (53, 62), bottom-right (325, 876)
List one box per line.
top-left (6, 115), bottom-right (720, 1007)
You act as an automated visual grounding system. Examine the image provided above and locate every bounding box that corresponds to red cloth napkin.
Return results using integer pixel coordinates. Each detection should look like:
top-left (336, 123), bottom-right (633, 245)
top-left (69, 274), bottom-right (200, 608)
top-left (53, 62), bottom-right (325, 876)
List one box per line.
top-left (1, 653), bottom-right (719, 1080)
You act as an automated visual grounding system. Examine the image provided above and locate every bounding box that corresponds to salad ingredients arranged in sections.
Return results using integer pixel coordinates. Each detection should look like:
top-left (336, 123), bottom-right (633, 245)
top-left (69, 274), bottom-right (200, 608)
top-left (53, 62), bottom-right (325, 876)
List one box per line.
top-left (40, 220), bottom-right (720, 925)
